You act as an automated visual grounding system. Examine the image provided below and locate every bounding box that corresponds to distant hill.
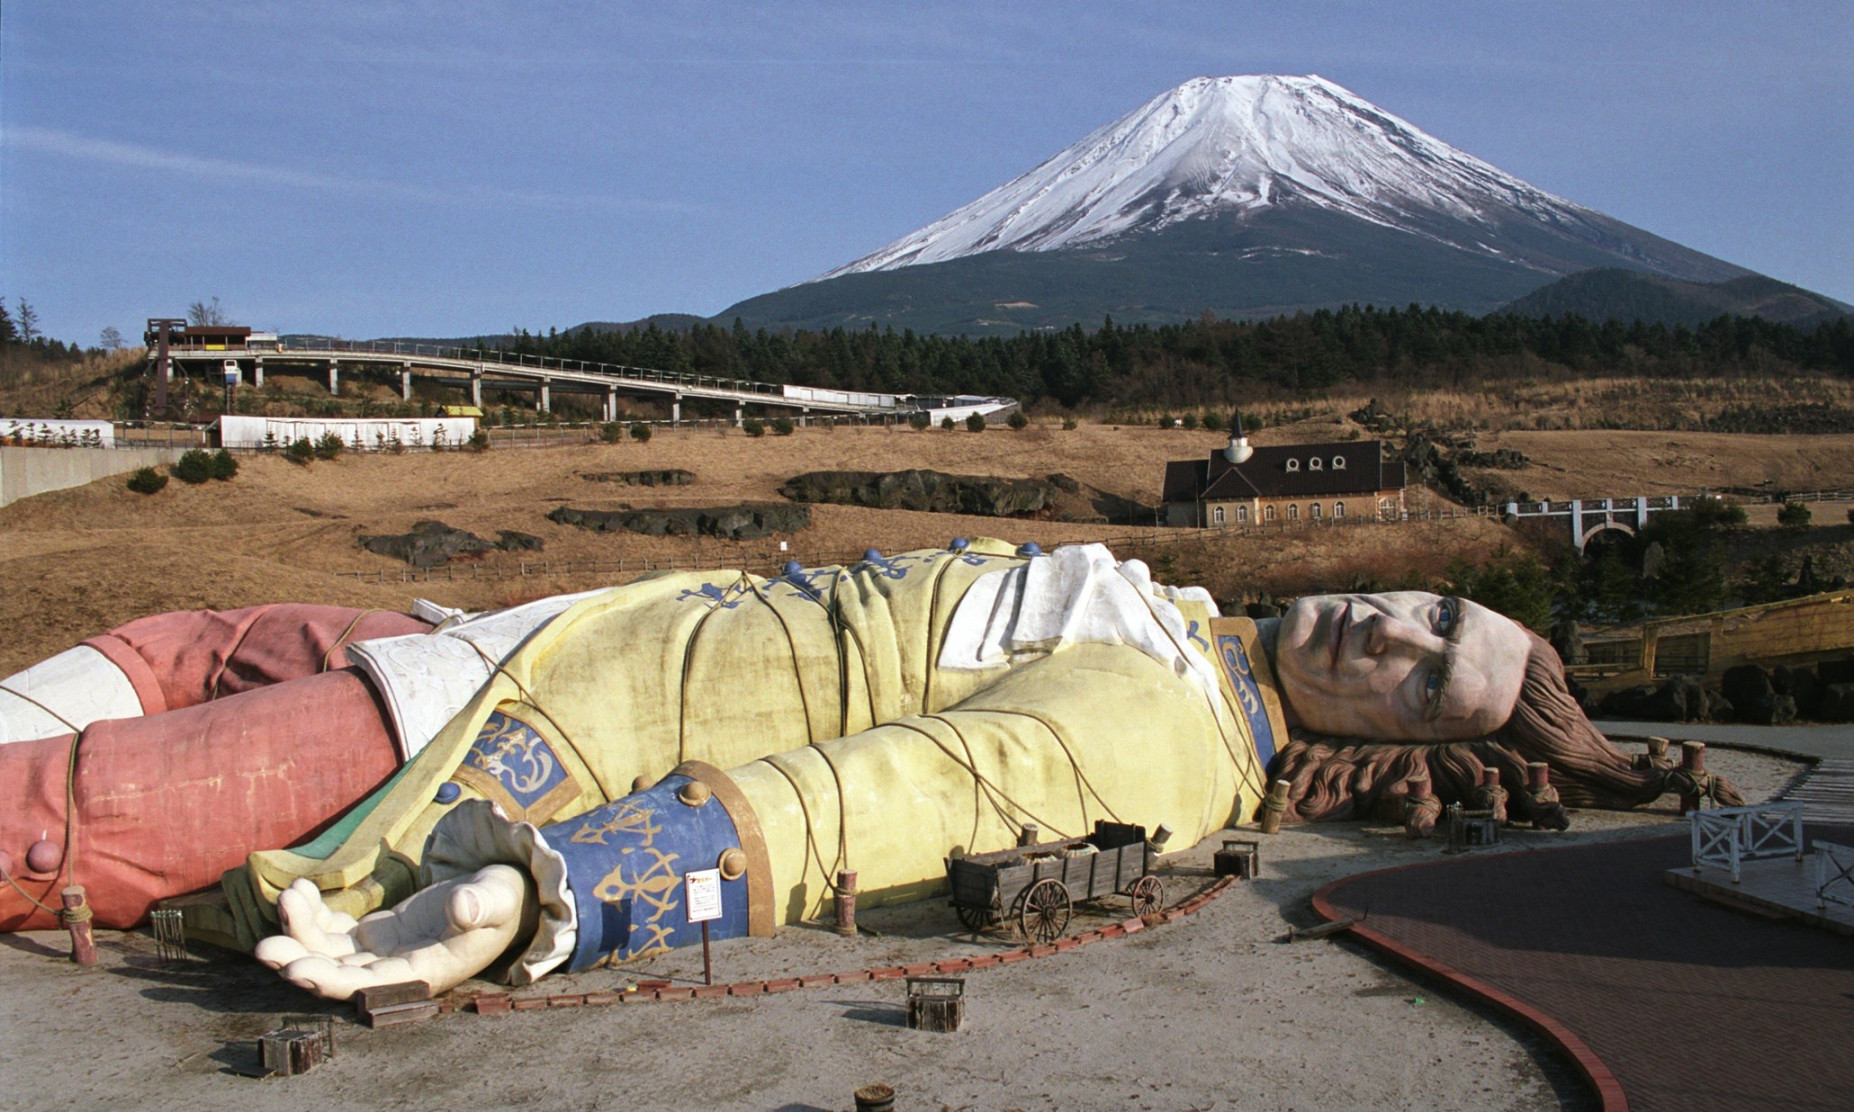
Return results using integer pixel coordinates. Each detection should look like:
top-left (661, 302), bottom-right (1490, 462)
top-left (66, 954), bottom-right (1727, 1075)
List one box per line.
top-left (352, 314), bottom-right (704, 350)
top-left (1497, 269), bottom-right (1851, 328)
top-left (564, 314), bottom-right (706, 336)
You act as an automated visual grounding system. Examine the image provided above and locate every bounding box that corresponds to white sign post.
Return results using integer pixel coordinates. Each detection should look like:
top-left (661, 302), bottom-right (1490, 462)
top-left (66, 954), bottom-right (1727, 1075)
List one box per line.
top-left (685, 868), bottom-right (723, 985)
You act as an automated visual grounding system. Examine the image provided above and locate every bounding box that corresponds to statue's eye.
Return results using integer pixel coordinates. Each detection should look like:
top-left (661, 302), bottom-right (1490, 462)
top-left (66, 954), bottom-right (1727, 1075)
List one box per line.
top-left (1424, 669), bottom-right (1443, 703)
top-left (1434, 598), bottom-right (1459, 637)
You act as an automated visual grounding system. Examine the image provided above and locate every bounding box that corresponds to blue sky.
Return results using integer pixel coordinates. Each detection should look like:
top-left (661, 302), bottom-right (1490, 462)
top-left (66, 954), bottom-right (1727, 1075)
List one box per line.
top-left (2, 1), bottom-right (1848, 344)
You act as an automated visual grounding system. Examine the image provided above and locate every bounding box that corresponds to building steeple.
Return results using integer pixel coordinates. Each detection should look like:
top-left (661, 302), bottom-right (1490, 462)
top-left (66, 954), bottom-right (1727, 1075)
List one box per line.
top-left (1223, 411), bottom-right (1253, 464)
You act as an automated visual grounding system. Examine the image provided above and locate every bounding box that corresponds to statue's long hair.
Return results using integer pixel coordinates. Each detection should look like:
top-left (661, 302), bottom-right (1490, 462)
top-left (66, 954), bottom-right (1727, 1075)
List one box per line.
top-left (1269, 632), bottom-right (1742, 824)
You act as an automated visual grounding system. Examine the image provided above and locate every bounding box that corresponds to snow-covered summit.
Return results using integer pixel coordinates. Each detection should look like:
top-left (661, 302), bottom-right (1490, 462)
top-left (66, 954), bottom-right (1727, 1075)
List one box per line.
top-left (816, 75), bottom-right (1598, 280)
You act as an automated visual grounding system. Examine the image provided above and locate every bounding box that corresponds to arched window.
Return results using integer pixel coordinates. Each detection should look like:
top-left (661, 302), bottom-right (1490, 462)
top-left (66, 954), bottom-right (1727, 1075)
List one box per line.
top-left (1309, 457), bottom-right (1323, 471)
top-left (1333, 501), bottom-right (1345, 518)
top-left (1285, 459), bottom-right (1300, 472)
top-left (1332, 456), bottom-right (1347, 470)
top-left (1236, 505), bottom-right (1249, 522)
top-left (1287, 503), bottom-right (1299, 520)
top-left (1310, 502), bottom-right (1322, 519)
top-left (1264, 504), bottom-right (1277, 522)
top-left (1212, 505), bottom-right (1225, 525)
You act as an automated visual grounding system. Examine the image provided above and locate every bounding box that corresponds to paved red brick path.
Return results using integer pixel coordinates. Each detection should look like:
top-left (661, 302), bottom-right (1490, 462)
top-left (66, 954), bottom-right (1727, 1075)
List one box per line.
top-left (1318, 827), bottom-right (1854, 1112)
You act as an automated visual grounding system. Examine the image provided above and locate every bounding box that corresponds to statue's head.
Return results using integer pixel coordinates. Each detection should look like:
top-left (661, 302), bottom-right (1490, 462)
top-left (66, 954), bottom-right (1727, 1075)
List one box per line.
top-left (1271, 592), bottom-right (1533, 742)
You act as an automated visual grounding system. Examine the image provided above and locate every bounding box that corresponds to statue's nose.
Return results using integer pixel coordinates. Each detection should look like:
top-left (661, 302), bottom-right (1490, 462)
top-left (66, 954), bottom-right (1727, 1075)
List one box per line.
top-left (1366, 614), bottom-right (1440, 655)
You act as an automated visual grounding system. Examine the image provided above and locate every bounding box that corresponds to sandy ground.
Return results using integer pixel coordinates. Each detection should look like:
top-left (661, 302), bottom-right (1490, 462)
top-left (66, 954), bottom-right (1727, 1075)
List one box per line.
top-left (0, 747), bottom-right (1803, 1112)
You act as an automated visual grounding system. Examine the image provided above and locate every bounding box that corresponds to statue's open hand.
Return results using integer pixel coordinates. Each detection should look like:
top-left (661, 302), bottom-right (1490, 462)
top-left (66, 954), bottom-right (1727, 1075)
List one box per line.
top-left (254, 866), bottom-right (536, 1001)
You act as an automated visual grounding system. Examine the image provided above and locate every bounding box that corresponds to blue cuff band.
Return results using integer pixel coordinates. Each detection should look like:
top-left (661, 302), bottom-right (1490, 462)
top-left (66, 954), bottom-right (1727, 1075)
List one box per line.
top-left (543, 773), bottom-right (752, 971)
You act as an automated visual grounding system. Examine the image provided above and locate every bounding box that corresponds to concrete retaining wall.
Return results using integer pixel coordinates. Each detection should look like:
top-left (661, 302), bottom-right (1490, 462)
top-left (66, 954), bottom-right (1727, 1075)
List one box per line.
top-left (0, 446), bottom-right (189, 508)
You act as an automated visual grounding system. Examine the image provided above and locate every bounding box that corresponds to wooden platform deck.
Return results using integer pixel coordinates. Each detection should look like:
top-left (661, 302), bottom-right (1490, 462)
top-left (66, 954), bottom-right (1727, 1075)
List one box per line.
top-left (1664, 856), bottom-right (1854, 935)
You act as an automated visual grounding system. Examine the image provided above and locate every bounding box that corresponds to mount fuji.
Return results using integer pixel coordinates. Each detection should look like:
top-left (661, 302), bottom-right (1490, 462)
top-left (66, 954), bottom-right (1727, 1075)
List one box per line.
top-left (718, 75), bottom-right (1755, 335)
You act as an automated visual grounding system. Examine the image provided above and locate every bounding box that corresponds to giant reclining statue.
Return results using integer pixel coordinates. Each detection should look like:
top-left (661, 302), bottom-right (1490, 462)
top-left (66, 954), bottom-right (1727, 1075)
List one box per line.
top-left (0, 540), bottom-right (1734, 1000)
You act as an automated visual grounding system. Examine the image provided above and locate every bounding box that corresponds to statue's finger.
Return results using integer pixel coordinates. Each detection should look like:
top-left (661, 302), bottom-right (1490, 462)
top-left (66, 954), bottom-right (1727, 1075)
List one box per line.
top-left (253, 934), bottom-right (308, 970)
top-left (276, 885), bottom-right (329, 947)
top-left (279, 954), bottom-right (364, 1001)
top-left (445, 866), bottom-right (525, 932)
top-left (276, 886), bottom-right (359, 957)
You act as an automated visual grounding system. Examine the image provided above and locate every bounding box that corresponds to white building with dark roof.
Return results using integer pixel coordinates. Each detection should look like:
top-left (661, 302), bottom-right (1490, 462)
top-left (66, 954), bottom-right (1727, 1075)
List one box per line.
top-left (1161, 433), bottom-right (1406, 528)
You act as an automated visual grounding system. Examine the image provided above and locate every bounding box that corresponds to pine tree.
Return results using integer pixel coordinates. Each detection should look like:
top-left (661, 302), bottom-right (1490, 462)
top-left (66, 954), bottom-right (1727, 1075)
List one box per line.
top-left (16, 300), bottom-right (40, 343)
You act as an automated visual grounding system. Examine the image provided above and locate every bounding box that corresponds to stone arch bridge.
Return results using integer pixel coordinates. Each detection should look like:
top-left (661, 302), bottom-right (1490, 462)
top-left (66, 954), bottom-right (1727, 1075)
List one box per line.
top-left (1503, 495), bottom-right (1696, 553)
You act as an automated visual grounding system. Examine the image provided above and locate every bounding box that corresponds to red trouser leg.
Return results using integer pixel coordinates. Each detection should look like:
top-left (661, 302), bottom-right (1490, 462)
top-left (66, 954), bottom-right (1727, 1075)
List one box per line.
top-left (0, 668), bottom-right (400, 931)
top-left (93, 603), bottom-right (431, 714)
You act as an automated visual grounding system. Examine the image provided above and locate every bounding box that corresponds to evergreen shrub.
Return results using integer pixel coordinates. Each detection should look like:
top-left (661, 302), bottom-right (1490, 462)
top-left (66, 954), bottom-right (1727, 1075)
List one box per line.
top-left (174, 449), bottom-right (214, 484)
top-left (126, 466), bottom-right (167, 494)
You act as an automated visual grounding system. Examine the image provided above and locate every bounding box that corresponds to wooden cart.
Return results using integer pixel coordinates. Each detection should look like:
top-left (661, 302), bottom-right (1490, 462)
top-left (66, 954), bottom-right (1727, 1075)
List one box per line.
top-left (945, 821), bottom-right (1165, 943)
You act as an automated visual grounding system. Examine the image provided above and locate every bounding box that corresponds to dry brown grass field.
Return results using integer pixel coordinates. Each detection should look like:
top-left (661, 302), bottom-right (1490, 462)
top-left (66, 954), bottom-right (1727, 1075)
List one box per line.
top-left (12, 409), bottom-right (1854, 677)
top-left (1237, 372), bottom-right (1854, 432)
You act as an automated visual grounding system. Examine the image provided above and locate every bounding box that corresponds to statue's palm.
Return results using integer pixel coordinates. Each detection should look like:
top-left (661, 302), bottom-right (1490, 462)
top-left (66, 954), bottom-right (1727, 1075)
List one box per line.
top-left (254, 867), bottom-right (533, 1001)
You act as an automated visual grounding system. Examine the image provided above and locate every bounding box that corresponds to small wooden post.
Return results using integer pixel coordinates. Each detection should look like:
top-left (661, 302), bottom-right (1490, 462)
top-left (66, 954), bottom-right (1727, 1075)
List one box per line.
top-left (260, 1028), bottom-right (327, 1076)
top-left (1258, 780), bottom-right (1290, 835)
top-left (1403, 773), bottom-right (1441, 839)
top-left (1016, 823), bottom-right (1040, 847)
top-left (61, 886), bottom-right (97, 966)
top-left (1678, 742), bottom-right (1711, 813)
top-left (834, 869), bottom-right (858, 937)
top-left (1474, 767), bottom-right (1509, 824)
top-left (905, 976), bottom-right (966, 1032)
top-left (853, 1084), bottom-right (896, 1112)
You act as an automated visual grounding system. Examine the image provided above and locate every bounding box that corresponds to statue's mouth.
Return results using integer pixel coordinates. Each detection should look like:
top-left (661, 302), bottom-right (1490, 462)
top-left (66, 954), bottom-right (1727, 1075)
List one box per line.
top-left (1330, 606), bottom-right (1349, 669)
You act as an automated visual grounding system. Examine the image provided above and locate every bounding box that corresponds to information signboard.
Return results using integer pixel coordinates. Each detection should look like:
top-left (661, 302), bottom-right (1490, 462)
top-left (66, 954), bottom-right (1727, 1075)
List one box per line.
top-left (685, 868), bottom-right (723, 923)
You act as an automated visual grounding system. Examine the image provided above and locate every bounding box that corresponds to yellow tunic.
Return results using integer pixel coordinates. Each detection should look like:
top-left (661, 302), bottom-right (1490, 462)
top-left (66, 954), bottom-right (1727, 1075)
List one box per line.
top-left (211, 541), bottom-right (1275, 948)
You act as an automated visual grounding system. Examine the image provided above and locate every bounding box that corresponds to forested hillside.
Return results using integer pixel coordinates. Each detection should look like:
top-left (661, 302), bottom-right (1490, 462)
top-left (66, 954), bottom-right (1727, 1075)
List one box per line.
top-left (482, 308), bottom-right (1854, 412)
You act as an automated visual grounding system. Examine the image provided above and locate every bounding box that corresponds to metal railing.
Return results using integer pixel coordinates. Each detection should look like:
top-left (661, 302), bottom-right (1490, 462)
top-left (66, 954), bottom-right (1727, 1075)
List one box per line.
top-left (1691, 802), bottom-right (1805, 883)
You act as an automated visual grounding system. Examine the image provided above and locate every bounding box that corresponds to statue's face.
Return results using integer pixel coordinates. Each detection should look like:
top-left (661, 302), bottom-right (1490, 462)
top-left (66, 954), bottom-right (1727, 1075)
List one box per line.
top-left (1273, 592), bottom-right (1531, 741)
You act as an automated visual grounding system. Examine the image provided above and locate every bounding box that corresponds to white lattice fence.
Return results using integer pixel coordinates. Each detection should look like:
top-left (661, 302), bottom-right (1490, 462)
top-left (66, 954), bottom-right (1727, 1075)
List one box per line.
top-left (1690, 802), bottom-right (1805, 883)
top-left (1815, 841), bottom-right (1854, 910)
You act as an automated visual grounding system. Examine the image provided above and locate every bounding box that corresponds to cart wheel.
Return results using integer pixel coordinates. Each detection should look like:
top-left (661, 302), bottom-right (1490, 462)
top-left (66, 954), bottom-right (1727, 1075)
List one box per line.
top-left (1128, 875), bottom-right (1165, 918)
top-left (1015, 879), bottom-right (1072, 943)
top-left (955, 902), bottom-right (999, 933)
